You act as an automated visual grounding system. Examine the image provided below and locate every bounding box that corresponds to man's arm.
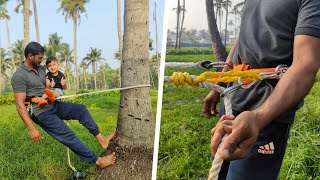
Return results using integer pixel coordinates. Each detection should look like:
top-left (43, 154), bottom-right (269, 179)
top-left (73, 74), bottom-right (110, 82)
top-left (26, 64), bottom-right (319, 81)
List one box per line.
top-left (211, 35), bottom-right (320, 159)
top-left (14, 93), bottom-right (43, 142)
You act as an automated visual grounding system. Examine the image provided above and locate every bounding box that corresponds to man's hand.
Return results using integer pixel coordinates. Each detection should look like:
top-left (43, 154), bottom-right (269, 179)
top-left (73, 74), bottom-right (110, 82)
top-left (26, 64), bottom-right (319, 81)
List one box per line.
top-left (204, 90), bottom-right (221, 118)
top-left (50, 78), bottom-right (55, 88)
top-left (29, 128), bottom-right (43, 143)
top-left (211, 111), bottom-right (260, 160)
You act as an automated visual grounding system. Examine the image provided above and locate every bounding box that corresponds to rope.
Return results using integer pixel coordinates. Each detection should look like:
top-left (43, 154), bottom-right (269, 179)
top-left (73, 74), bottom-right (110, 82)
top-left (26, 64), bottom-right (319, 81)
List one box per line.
top-left (56, 85), bottom-right (151, 100)
top-left (168, 70), bottom-right (263, 88)
top-left (165, 61), bottom-right (226, 70)
top-left (208, 95), bottom-right (232, 180)
top-left (164, 74), bottom-right (233, 180)
top-left (56, 84), bottom-right (150, 173)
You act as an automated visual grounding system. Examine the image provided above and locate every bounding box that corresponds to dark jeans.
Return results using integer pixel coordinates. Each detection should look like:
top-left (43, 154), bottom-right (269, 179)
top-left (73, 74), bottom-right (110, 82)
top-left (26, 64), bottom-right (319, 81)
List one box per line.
top-left (216, 102), bottom-right (293, 180)
top-left (34, 102), bottom-right (100, 163)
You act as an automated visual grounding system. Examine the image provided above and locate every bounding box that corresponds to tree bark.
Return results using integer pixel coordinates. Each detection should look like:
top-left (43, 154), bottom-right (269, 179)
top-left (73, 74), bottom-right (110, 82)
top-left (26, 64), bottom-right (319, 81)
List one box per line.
top-left (32, 0), bottom-right (40, 43)
top-left (23, 0), bottom-right (30, 47)
top-left (73, 12), bottom-right (79, 90)
top-left (117, 0), bottom-right (122, 87)
top-left (178, 0), bottom-right (185, 49)
top-left (93, 61), bottom-right (97, 89)
top-left (206, 0), bottom-right (228, 62)
top-left (175, 0), bottom-right (180, 49)
top-left (96, 0), bottom-right (154, 178)
top-left (153, 1), bottom-right (159, 78)
top-left (6, 19), bottom-right (16, 72)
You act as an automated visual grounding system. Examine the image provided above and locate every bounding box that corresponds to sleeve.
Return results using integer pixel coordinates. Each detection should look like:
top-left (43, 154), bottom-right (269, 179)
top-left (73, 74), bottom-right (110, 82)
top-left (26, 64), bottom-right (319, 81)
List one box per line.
top-left (295, 0), bottom-right (320, 38)
top-left (46, 72), bottom-right (50, 80)
top-left (11, 74), bottom-right (27, 93)
top-left (61, 71), bottom-right (65, 78)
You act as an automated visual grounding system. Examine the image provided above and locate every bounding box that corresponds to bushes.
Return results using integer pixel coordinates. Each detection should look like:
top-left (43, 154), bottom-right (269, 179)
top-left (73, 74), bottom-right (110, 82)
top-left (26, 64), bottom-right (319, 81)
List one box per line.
top-left (166, 48), bottom-right (213, 55)
top-left (0, 95), bottom-right (15, 106)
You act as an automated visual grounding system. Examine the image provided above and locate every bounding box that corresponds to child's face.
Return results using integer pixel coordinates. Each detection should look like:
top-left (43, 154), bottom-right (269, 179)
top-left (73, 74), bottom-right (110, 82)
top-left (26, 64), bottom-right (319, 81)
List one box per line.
top-left (47, 61), bottom-right (59, 74)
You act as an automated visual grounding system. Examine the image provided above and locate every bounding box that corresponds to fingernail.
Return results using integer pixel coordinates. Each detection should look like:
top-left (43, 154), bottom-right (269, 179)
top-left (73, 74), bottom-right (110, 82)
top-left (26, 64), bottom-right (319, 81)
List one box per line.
top-left (223, 149), bottom-right (230, 158)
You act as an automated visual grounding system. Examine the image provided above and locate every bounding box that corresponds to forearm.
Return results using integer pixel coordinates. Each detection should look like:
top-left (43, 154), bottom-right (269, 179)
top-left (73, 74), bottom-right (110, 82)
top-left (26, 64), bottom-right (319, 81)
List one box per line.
top-left (16, 103), bottom-right (37, 131)
top-left (254, 35), bottom-right (320, 129)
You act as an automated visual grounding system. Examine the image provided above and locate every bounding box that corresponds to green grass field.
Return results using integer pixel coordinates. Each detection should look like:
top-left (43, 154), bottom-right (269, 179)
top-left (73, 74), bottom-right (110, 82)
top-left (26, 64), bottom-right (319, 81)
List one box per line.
top-left (0, 89), bottom-right (158, 179)
top-left (157, 53), bottom-right (320, 179)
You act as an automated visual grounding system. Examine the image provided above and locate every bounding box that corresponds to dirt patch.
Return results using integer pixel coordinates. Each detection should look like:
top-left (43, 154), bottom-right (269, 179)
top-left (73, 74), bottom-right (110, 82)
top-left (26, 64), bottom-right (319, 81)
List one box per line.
top-left (95, 142), bottom-right (153, 180)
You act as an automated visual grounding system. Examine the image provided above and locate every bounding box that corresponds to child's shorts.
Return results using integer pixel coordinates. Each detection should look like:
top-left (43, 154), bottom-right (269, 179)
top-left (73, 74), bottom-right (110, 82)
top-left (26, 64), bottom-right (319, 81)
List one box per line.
top-left (51, 88), bottom-right (64, 96)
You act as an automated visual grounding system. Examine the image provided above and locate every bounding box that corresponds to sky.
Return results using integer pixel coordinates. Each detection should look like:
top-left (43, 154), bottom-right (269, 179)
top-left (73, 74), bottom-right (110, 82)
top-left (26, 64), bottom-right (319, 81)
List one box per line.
top-left (0, 0), bottom-right (165, 69)
top-left (167, 0), bottom-right (242, 31)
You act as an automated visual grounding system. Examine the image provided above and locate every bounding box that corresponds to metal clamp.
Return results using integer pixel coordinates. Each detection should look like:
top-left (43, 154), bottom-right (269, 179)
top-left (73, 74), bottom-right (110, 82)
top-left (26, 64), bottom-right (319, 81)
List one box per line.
top-left (220, 78), bottom-right (258, 97)
top-left (199, 60), bottom-right (227, 70)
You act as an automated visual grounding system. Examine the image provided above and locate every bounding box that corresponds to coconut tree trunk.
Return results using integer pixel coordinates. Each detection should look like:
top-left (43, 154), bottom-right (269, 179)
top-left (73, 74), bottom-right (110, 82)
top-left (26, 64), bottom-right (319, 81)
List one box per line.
top-left (96, 0), bottom-right (154, 178)
top-left (153, 1), bottom-right (159, 78)
top-left (6, 19), bottom-right (16, 72)
top-left (23, 0), bottom-right (30, 47)
top-left (206, 0), bottom-right (228, 62)
top-left (32, 0), bottom-right (40, 43)
top-left (117, 0), bottom-right (122, 87)
top-left (93, 61), bottom-right (97, 90)
top-left (73, 12), bottom-right (79, 90)
top-left (224, 0), bottom-right (229, 47)
top-left (175, 0), bottom-right (180, 49)
top-left (178, 0), bottom-right (185, 49)
top-left (84, 71), bottom-right (87, 89)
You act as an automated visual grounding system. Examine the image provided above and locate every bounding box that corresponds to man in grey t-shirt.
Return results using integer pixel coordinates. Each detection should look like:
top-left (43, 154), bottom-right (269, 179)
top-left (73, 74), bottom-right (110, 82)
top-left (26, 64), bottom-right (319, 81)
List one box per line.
top-left (205, 0), bottom-right (320, 179)
top-left (11, 42), bottom-right (116, 169)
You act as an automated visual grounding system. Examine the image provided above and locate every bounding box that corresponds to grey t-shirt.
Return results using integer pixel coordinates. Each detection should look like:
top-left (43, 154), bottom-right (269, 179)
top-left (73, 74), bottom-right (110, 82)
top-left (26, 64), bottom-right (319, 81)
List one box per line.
top-left (11, 63), bottom-right (54, 116)
top-left (231, 0), bottom-right (320, 123)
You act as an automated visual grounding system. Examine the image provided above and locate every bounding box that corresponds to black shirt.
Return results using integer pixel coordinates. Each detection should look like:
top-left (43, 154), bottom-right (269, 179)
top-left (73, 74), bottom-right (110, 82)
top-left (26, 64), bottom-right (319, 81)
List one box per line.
top-left (46, 71), bottom-right (65, 89)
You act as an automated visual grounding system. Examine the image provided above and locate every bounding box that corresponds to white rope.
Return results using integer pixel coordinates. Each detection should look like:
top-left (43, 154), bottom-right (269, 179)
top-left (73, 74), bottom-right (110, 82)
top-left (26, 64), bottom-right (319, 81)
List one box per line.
top-left (56, 85), bottom-right (151, 100)
top-left (208, 94), bottom-right (232, 180)
top-left (165, 62), bottom-right (204, 69)
top-left (67, 147), bottom-right (77, 172)
top-left (164, 75), bottom-right (231, 180)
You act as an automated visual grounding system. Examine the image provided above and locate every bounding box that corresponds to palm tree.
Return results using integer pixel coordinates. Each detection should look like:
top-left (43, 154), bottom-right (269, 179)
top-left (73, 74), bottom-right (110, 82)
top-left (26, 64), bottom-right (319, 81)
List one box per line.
top-left (0, 1), bottom-right (16, 72)
top-left (45, 32), bottom-right (62, 57)
top-left (174, 0), bottom-right (180, 49)
top-left (0, 48), bottom-right (11, 93)
top-left (206, 0), bottom-right (228, 62)
top-left (83, 47), bottom-right (104, 90)
top-left (12, 39), bottom-right (25, 66)
top-left (234, 1), bottom-right (245, 15)
top-left (99, 0), bottom-right (154, 178)
top-left (79, 59), bottom-right (88, 89)
top-left (230, 5), bottom-right (240, 37)
top-left (14, 0), bottom-right (31, 47)
top-left (32, 0), bottom-right (40, 43)
top-left (214, 0), bottom-right (229, 33)
top-left (178, 0), bottom-right (186, 49)
top-left (117, 0), bottom-right (122, 87)
top-left (57, 0), bottom-right (89, 91)
top-left (224, 0), bottom-right (232, 46)
top-left (59, 43), bottom-right (73, 88)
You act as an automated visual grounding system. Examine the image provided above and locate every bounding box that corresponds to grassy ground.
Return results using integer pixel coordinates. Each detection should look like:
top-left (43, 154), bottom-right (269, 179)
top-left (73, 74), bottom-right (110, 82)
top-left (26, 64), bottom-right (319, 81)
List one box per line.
top-left (0, 89), bottom-right (158, 179)
top-left (157, 54), bottom-right (320, 179)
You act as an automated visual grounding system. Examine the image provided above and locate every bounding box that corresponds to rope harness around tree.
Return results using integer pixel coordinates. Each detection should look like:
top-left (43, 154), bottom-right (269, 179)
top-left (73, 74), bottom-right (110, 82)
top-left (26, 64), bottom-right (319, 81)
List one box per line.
top-left (164, 63), bottom-right (288, 180)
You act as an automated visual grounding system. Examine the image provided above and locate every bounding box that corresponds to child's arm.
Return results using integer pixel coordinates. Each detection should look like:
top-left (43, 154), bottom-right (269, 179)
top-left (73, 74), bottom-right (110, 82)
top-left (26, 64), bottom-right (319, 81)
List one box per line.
top-left (46, 78), bottom-right (51, 88)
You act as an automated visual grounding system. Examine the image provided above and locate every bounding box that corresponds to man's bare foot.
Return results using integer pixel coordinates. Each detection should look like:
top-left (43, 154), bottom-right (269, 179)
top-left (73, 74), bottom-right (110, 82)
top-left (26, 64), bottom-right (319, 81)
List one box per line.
top-left (95, 152), bottom-right (116, 169)
top-left (97, 130), bottom-right (116, 150)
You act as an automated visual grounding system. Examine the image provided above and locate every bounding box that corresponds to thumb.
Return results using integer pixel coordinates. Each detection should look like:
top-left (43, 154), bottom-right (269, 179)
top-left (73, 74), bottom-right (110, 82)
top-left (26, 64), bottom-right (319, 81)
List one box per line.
top-left (219, 129), bottom-right (243, 160)
top-left (61, 77), bottom-right (64, 80)
top-left (51, 78), bottom-right (54, 82)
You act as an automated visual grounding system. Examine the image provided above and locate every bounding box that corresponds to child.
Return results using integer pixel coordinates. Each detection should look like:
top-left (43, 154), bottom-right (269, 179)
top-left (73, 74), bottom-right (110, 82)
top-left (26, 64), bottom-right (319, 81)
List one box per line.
top-left (38, 57), bottom-right (67, 108)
